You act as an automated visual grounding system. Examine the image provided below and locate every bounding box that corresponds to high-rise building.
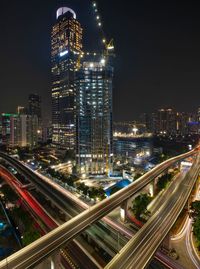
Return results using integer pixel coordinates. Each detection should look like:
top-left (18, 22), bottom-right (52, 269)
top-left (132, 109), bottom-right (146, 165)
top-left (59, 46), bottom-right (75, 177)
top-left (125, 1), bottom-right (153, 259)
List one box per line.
top-left (1, 114), bottom-right (20, 147)
top-left (28, 94), bottom-right (41, 121)
top-left (1, 113), bottom-right (38, 148)
top-left (28, 93), bottom-right (42, 140)
top-left (51, 7), bottom-right (83, 149)
top-left (76, 60), bottom-right (113, 175)
top-left (140, 113), bottom-right (157, 133)
top-left (156, 108), bottom-right (176, 134)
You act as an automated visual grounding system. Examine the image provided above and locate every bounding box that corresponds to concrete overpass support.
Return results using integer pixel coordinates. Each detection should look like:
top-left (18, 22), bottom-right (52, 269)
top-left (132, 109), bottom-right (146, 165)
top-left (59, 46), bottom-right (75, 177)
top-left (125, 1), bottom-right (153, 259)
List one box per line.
top-left (149, 181), bottom-right (157, 197)
top-left (120, 200), bottom-right (128, 223)
top-left (148, 176), bottom-right (159, 197)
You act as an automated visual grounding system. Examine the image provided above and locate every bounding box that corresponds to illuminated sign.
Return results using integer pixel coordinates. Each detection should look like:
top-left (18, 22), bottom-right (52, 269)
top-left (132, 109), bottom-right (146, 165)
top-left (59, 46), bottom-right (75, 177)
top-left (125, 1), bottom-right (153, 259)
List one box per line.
top-left (60, 50), bottom-right (69, 57)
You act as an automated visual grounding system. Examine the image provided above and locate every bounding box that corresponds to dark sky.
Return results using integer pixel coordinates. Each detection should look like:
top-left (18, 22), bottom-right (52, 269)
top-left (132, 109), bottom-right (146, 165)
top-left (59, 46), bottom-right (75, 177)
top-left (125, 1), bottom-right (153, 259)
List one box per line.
top-left (0, 0), bottom-right (200, 121)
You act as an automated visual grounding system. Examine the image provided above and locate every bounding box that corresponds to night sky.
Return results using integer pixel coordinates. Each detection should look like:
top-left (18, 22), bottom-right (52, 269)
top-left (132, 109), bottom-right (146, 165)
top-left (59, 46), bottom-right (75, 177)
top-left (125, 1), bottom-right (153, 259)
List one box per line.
top-left (0, 0), bottom-right (200, 121)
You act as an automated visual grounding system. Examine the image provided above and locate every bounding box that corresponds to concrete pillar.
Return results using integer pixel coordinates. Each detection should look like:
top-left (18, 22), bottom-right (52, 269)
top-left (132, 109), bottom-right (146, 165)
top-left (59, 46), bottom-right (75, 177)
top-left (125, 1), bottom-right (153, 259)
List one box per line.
top-left (149, 178), bottom-right (157, 197)
top-left (50, 259), bottom-right (55, 269)
top-left (149, 182), bottom-right (155, 197)
top-left (120, 200), bottom-right (128, 223)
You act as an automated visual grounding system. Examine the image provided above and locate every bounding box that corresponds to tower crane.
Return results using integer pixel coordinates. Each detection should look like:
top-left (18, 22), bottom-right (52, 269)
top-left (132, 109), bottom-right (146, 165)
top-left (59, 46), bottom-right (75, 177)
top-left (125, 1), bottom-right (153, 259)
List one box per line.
top-left (76, 1), bottom-right (114, 70)
top-left (92, 1), bottom-right (115, 58)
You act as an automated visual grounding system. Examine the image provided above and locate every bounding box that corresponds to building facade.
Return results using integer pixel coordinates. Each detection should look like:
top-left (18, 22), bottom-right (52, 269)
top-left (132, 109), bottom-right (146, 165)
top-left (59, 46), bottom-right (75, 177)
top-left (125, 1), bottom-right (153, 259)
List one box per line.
top-left (1, 113), bottom-right (38, 148)
top-left (76, 61), bottom-right (113, 175)
top-left (51, 7), bottom-right (83, 149)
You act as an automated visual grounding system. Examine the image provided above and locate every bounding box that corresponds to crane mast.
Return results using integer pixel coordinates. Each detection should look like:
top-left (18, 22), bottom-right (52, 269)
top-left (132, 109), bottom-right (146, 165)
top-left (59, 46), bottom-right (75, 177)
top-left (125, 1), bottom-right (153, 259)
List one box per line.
top-left (92, 1), bottom-right (114, 58)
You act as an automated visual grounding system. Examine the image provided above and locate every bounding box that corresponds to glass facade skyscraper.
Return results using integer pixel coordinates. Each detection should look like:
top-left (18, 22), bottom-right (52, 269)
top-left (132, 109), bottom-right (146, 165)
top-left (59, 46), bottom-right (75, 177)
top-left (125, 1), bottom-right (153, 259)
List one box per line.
top-left (51, 7), bottom-right (83, 149)
top-left (51, 7), bottom-right (113, 175)
top-left (76, 61), bottom-right (113, 175)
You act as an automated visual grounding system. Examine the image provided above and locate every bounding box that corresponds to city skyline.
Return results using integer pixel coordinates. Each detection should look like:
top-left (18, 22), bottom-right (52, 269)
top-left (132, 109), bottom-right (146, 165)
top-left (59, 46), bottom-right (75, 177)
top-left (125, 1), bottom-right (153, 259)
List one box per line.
top-left (0, 2), bottom-right (200, 268)
top-left (0, 0), bottom-right (200, 122)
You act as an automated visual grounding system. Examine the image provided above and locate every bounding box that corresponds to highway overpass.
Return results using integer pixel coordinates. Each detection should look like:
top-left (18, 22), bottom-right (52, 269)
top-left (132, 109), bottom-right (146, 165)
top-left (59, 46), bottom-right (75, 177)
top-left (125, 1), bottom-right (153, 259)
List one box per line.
top-left (105, 153), bottom-right (200, 269)
top-left (0, 149), bottom-right (197, 269)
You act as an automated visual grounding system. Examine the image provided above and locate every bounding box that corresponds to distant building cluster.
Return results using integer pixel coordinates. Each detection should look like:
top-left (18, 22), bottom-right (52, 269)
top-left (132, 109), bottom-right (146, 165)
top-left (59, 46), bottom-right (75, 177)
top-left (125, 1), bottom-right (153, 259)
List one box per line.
top-left (140, 108), bottom-right (200, 135)
top-left (0, 94), bottom-right (41, 149)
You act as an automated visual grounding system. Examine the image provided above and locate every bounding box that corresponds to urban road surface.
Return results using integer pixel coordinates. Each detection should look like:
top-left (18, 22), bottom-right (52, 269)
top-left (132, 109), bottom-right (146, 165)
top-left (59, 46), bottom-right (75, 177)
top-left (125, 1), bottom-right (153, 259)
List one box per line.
top-left (0, 149), bottom-right (197, 269)
top-left (0, 165), bottom-right (102, 269)
top-left (0, 157), bottom-right (185, 269)
top-left (105, 153), bottom-right (200, 269)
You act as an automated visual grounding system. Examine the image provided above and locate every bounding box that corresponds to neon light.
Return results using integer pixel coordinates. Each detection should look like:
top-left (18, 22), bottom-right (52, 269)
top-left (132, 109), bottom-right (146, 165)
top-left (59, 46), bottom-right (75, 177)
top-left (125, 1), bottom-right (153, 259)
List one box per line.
top-left (2, 113), bottom-right (18, 117)
top-left (60, 50), bottom-right (69, 57)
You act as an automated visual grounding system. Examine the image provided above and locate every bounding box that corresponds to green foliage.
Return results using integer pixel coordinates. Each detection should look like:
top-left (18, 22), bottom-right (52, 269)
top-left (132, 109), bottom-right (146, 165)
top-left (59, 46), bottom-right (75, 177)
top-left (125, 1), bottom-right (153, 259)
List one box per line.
top-left (47, 168), bottom-right (77, 187)
top-left (1, 185), bottom-right (18, 202)
top-left (157, 173), bottom-right (173, 191)
top-left (132, 193), bottom-right (152, 220)
top-left (193, 216), bottom-right (200, 249)
top-left (12, 207), bottom-right (32, 226)
top-left (12, 206), bottom-right (41, 246)
top-left (191, 201), bottom-right (200, 249)
top-left (22, 229), bottom-right (40, 246)
top-left (76, 183), bottom-right (106, 200)
top-left (190, 201), bottom-right (200, 220)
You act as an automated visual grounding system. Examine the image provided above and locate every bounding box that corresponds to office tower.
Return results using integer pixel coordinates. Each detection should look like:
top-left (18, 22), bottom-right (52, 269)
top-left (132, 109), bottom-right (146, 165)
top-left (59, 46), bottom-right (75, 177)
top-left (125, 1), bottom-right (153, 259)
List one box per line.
top-left (1, 113), bottom-right (38, 148)
top-left (28, 94), bottom-right (41, 121)
top-left (28, 93), bottom-right (42, 140)
top-left (156, 108), bottom-right (176, 134)
top-left (140, 113), bottom-right (156, 133)
top-left (76, 60), bottom-right (113, 175)
top-left (198, 107), bottom-right (200, 122)
top-left (26, 115), bottom-right (39, 147)
top-left (1, 114), bottom-right (20, 147)
top-left (51, 7), bottom-right (83, 149)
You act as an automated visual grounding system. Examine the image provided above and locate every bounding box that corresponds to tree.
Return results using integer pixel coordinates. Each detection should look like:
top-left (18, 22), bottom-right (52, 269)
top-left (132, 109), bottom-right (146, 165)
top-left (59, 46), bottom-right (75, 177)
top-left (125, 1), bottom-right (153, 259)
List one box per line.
top-left (190, 201), bottom-right (200, 249)
top-left (132, 194), bottom-right (151, 220)
top-left (190, 201), bottom-right (200, 220)
top-left (157, 173), bottom-right (173, 191)
top-left (193, 217), bottom-right (200, 249)
top-left (22, 229), bottom-right (40, 246)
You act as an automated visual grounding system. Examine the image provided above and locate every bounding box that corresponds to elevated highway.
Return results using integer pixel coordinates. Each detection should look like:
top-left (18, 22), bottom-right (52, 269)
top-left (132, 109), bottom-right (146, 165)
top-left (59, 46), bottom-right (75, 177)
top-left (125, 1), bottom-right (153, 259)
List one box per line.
top-left (0, 149), bottom-right (197, 269)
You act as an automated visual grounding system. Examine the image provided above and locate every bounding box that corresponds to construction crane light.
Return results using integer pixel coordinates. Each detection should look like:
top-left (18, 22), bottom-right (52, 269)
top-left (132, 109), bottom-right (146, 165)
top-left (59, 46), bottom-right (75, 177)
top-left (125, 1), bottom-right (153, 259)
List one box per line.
top-left (100, 58), bottom-right (106, 65)
top-left (107, 45), bottom-right (114, 50)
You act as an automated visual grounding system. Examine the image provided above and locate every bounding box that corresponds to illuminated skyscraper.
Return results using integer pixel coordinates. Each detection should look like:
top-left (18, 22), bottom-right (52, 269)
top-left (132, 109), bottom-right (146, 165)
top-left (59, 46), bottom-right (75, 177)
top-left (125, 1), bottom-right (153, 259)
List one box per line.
top-left (51, 7), bottom-right (83, 148)
top-left (76, 60), bottom-right (113, 175)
